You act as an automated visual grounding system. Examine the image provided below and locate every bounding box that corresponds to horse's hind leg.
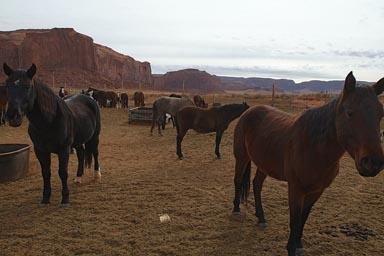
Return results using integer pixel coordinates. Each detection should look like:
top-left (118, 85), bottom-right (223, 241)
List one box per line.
top-left (74, 144), bottom-right (85, 183)
top-left (150, 111), bottom-right (157, 136)
top-left (92, 142), bottom-right (101, 182)
top-left (232, 158), bottom-right (251, 213)
top-left (85, 137), bottom-right (101, 182)
top-left (157, 115), bottom-right (164, 136)
top-left (253, 168), bottom-right (267, 228)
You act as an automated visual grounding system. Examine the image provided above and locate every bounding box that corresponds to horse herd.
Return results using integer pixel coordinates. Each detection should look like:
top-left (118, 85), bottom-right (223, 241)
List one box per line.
top-left (2, 63), bottom-right (384, 256)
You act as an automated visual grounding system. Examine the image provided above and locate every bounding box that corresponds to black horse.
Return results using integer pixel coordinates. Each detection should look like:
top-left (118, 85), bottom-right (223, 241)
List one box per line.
top-left (3, 63), bottom-right (101, 207)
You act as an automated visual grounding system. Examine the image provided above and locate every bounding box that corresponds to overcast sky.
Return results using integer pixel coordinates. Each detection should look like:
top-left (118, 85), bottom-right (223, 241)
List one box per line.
top-left (1, 0), bottom-right (383, 82)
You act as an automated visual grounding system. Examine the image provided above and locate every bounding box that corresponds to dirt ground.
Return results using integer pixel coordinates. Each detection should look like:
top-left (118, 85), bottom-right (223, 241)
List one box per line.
top-left (0, 93), bottom-right (383, 256)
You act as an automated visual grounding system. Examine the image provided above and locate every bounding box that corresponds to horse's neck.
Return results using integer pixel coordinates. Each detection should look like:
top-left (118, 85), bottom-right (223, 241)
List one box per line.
top-left (298, 98), bottom-right (345, 159)
top-left (222, 106), bottom-right (244, 124)
top-left (27, 87), bottom-right (59, 127)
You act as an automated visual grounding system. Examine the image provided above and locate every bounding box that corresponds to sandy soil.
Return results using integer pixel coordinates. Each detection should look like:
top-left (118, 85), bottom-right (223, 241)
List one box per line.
top-left (0, 94), bottom-right (383, 256)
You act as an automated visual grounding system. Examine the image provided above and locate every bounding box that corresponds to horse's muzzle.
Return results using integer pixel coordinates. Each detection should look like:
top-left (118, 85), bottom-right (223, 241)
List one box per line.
top-left (358, 156), bottom-right (384, 177)
top-left (6, 110), bottom-right (24, 127)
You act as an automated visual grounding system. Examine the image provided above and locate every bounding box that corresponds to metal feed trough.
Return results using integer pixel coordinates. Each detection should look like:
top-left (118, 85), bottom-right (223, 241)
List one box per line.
top-left (0, 144), bottom-right (31, 183)
top-left (128, 106), bottom-right (153, 124)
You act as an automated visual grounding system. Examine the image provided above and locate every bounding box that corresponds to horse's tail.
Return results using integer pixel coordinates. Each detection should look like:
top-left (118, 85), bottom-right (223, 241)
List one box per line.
top-left (84, 144), bottom-right (93, 169)
top-left (241, 161), bottom-right (251, 202)
top-left (84, 100), bottom-right (101, 169)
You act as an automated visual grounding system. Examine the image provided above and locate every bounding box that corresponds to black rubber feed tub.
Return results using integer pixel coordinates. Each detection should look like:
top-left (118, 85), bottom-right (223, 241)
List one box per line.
top-left (0, 144), bottom-right (31, 183)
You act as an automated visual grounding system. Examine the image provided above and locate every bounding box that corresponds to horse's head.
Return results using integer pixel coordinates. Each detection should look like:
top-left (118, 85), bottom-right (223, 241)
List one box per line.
top-left (3, 63), bottom-right (36, 127)
top-left (241, 102), bottom-right (250, 113)
top-left (336, 71), bottom-right (384, 177)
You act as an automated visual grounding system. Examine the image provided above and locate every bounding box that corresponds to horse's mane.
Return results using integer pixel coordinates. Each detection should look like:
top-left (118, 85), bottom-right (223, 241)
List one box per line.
top-left (301, 86), bottom-right (376, 145)
top-left (297, 97), bottom-right (339, 145)
top-left (34, 80), bottom-right (58, 122)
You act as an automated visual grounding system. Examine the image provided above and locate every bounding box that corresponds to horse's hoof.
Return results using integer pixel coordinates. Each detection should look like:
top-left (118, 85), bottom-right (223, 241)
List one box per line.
top-left (296, 248), bottom-right (304, 256)
top-left (74, 176), bottom-right (82, 184)
top-left (178, 156), bottom-right (183, 160)
top-left (40, 203), bottom-right (50, 208)
top-left (61, 203), bottom-right (70, 208)
top-left (257, 222), bottom-right (267, 229)
top-left (94, 171), bottom-right (101, 182)
top-left (217, 156), bottom-right (221, 159)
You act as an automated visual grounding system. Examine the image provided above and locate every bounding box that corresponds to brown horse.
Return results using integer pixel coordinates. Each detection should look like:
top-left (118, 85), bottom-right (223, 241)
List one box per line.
top-left (232, 72), bottom-right (384, 255)
top-left (58, 87), bottom-right (68, 98)
top-left (0, 85), bottom-right (7, 125)
top-left (193, 95), bottom-right (208, 108)
top-left (176, 102), bottom-right (249, 159)
top-left (134, 91), bottom-right (145, 106)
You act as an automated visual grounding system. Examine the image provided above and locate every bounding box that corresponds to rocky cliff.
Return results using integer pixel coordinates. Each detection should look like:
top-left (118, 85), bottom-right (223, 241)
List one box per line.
top-left (153, 69), bottom-right (223, 93)
top-left (0, 28), bottom-right (152, 89)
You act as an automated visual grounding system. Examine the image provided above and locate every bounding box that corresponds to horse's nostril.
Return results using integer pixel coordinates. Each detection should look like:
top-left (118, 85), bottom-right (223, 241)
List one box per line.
top-left (360, 157), bottom-right (369, 168)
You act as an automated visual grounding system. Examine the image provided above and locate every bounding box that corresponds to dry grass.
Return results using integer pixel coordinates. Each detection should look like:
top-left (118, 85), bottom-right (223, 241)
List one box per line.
top-left (0, 92), bottom-right (383, 256)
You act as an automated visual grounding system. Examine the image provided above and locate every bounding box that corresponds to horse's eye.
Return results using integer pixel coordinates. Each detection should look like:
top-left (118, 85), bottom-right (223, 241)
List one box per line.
top-left (346, 109), bottom-right (353, 118)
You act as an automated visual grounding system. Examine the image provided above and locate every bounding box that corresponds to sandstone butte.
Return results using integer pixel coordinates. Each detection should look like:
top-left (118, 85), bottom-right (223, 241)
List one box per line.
top-left (0, 28), bottom-right (223, 93)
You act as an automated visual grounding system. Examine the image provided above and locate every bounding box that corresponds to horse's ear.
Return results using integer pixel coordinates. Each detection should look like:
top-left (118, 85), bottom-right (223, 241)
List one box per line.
top-left (26, 63), bottom-right (36, 79)
top-left (342, 71), bottom-right (356, 95)
top-left (372, 77), bottom-right (384, 95)
top-left (3, 63), bottom-right (13, 76)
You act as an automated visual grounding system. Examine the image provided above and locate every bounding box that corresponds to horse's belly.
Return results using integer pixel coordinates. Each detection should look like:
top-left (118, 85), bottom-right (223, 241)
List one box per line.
top-left (247, 136), bottom-right (287, 181)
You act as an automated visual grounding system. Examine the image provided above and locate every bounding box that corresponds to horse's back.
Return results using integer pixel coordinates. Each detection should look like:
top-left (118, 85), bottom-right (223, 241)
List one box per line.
top-left (64, 94), bottom-right (101, 144)
top-left (155, 96), bottom-right (193, 115)
top-left (235, 105), bottom-right (294, 180)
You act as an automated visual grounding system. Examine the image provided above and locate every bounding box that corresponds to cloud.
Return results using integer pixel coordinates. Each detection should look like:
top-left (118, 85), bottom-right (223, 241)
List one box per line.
top-left (332, 50), bottom-right (384, 59)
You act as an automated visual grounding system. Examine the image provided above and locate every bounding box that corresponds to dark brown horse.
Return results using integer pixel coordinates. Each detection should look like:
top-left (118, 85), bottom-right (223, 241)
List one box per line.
top-left (86, 87), bottom-right (107, 108)
top-left (176, 102), bottom-right (249, 159)
top-left (134, 91), bottom-right (145, 107)
top-left (232, 72), bottom-right (384, 255)
top-left (119, 93), bottom-right (128, 108)
top-left (0, 85), bottom-right (7, 125)
top-left (169, 93), bottom-right (182, 98)
top-left (106, 91), bottom-right (118, 108)
top-left (193, 95), bottom-right (208, 108)
top-left (58, 87), bottom-right (68, 98)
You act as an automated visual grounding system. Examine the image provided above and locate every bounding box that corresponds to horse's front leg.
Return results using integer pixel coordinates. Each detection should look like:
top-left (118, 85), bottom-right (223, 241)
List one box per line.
top-left (215, 131), bottom-right (223, 159)
top-left (176, 130), bottom-right (186, 160)
top-left (287, 184), bottom-right (305, 256)
top-left (295, 191), bottom-right (324, 255)
top-left (35, 149), bottom-right (51, 205)
top-left (58, 149), bottom-right (70, 207)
